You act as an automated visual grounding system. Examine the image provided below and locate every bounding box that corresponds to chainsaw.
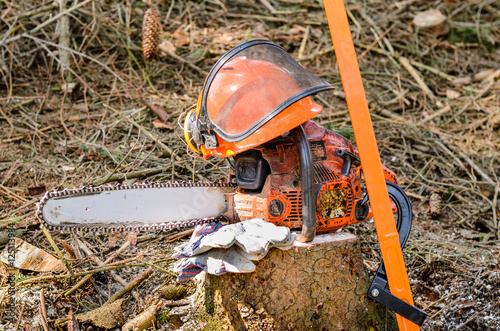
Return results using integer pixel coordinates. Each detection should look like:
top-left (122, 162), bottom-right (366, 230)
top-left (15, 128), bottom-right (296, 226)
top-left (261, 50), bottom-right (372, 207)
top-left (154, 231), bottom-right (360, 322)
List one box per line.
top-left (36, 40), bottom-right (426, 327)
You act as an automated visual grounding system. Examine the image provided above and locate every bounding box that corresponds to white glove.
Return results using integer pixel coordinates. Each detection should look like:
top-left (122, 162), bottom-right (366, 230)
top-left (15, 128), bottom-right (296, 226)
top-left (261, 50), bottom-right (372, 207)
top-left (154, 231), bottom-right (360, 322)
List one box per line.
top-left (192, 218), bottom-right (296, 259)
top-left (173, 219), bottom-right (296, 281)
top-left (174, 246), bottom-right (256, 276)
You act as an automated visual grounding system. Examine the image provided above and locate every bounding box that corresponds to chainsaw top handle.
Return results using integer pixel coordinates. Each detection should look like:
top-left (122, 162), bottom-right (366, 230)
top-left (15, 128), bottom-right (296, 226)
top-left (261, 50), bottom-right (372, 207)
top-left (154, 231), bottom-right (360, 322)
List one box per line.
top-left (291, 124), bottom-right (316, 242)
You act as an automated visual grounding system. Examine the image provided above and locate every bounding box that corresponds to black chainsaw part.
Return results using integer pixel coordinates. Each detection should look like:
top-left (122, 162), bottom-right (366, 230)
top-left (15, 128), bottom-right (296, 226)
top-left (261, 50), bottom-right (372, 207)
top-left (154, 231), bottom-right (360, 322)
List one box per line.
top-left (291, 124), bottom-right (316, 243)
top-left (335, 148), bottom-right (361, 176)
top-left (234, 150), bottom-right (271, 191)
top-left (365, 181), bottom-right (428, 326)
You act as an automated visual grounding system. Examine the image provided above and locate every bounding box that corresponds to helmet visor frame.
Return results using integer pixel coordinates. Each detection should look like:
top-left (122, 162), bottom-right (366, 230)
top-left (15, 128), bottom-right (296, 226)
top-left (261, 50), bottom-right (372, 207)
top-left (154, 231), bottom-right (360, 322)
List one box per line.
top-left (198, 40), bottom-right (334, 143)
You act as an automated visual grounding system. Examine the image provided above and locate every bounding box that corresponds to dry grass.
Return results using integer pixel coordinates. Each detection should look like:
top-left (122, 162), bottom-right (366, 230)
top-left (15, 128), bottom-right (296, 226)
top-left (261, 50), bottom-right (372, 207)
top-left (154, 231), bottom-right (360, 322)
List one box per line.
top-left (0, 0), bottom-right (499, 330)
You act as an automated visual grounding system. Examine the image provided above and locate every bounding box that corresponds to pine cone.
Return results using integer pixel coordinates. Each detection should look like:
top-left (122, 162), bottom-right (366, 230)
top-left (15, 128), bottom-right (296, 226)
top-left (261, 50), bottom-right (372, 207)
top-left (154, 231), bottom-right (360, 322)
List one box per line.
top-left (429, 192), bottom-right (442, 219)
top-left (142, 8), bottom-right (160, 60)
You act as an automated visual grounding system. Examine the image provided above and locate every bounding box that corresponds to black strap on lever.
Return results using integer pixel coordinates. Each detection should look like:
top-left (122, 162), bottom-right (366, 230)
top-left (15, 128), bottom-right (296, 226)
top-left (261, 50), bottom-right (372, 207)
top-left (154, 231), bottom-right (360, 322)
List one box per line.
top-left (364, 182), bottom-right (428, 326)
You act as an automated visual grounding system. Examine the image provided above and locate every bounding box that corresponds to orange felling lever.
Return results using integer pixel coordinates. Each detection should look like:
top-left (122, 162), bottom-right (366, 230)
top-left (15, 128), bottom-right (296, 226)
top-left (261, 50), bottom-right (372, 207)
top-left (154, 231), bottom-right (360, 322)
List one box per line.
top-left (323, 1), bottom-right (419, 330)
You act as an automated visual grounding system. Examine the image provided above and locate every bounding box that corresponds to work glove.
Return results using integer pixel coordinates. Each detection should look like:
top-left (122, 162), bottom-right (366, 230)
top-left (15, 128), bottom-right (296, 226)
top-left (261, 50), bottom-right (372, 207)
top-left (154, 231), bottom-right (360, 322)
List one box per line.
top-left (173, 219), bottom-right (296, 282)
top-left (191, 218), bottom-right (295, 259)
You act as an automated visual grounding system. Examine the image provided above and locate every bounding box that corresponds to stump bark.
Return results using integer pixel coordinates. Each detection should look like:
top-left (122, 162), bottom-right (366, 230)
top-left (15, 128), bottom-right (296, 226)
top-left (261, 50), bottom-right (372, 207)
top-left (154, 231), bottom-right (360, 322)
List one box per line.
top-left (194, 232), bottom-right (396, 331)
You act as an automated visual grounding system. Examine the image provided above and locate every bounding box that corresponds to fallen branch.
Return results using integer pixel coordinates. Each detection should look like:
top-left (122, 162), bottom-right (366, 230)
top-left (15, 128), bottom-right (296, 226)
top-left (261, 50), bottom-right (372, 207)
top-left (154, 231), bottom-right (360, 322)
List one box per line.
top-left (77, 239), bottom-right (141, 301)
top-left (0, 0), bottom-right (92, 47)
top-left (122, 299), bottom-right (165, 331)
top-left (64, 240), bottom-right (132, 296)
top-left (106, 267), bottom-right (153, 304)
top-left (399, 56), bottom-right (443, 108)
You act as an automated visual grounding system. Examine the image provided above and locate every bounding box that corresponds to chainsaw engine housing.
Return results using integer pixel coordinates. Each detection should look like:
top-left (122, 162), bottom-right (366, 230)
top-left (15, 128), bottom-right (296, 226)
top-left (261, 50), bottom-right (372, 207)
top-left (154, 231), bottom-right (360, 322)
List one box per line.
top-left (233, 121), bottom-right (398, 233)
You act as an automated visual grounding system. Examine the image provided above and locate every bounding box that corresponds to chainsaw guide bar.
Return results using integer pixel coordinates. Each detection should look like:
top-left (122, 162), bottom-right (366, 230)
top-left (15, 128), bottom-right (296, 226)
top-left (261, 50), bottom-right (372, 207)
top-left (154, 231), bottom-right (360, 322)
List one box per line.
top-left (36, 181), bottom-right (236, 233)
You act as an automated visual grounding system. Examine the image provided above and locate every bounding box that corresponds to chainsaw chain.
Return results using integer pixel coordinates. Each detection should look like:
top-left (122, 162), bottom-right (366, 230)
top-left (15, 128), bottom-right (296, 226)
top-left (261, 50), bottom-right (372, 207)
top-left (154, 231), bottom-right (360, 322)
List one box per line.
top-left (36, 181), bottom-right (236, 233)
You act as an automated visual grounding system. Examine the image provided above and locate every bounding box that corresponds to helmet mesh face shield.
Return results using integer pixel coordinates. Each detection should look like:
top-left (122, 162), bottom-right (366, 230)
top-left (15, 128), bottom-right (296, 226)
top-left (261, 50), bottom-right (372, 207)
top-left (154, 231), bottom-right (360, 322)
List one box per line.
top-left (197, 40), bottom-right (334, 143)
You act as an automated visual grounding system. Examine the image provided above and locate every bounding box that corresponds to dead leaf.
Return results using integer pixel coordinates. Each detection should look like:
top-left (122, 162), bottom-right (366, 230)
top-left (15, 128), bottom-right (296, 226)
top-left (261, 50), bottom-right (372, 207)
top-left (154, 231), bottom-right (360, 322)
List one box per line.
top-left (152, 119), bottom-right (175, 130)
top-left (109, 231), bottom-right (124, 248)
top-left (126, 232), bottom-right (138, 246)
top-left (146, 102), bottom-right (169, 122)
top-left (78, 298), bottom-right (125, 329)
top-left (172, 30), bottom-right (190, 47)
top-left (158, 40), bottom-right (176, 55)
top-left (61, 82), bottom-right (77, 93)
top-left (0, 264), bottom-right (9, 281)
top-left (213, 33), bottom-right (233, 45)
top-left (26, 185), bottom-right (46, 196)
top-left (0, 238), bottom-right (65, 273)
top-left (413, 9), bottom-right (449, 37)
top-left (62, 241), bottom-right (77, 259)
top-left (446, 89), bottom-right (460, 99)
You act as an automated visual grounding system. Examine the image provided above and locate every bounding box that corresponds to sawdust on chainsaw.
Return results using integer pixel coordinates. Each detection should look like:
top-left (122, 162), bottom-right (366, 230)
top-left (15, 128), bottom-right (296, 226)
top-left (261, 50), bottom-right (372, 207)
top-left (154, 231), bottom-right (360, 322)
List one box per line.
top-left (0, 1), bottom-right (499, 330)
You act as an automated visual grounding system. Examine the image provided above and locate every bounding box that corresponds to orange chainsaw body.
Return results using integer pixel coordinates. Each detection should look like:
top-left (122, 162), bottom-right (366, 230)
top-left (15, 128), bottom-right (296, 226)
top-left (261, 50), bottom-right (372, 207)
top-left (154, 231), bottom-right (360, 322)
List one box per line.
top-left (232, 120), bottom-right (397, 233)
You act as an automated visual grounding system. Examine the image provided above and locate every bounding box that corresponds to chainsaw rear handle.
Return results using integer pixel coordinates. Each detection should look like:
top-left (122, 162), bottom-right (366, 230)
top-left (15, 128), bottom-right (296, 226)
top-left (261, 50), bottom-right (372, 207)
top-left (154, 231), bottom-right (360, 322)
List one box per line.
top-left (290, 125), bottom-right (316, 242)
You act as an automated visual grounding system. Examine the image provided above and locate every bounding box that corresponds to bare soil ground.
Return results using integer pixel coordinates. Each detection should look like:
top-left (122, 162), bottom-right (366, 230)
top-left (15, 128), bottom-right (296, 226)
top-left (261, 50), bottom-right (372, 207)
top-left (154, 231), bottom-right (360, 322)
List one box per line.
top-left (1, 1), bottom-right (499, 330)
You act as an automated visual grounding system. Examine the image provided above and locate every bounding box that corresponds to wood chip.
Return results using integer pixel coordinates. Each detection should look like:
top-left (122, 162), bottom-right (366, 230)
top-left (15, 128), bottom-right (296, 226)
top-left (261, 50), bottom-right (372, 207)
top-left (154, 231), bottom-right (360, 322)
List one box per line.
top-left (0, 238), bottom-right (65, 273)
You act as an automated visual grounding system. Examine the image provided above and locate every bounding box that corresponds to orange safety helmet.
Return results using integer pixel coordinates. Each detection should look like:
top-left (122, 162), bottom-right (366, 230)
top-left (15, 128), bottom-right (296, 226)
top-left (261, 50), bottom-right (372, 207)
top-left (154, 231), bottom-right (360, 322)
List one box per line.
top-left (184, 40), bottom-right (334, 158)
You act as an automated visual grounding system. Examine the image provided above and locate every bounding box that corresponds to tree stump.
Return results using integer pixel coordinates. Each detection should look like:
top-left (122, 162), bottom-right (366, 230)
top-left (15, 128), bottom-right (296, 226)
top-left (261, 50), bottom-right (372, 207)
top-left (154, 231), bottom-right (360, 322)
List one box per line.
top-left (194, 232), bottom-right (396, 330)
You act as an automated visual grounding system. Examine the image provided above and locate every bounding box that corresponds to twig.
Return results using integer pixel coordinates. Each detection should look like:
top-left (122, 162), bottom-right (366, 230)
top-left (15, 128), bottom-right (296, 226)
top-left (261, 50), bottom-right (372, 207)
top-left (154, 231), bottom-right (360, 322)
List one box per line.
top-left (17, 262), bottom-right (148, 287)
top-left (398, 56), bottom-right (443, 108)
top-left (0, 126), bottom-right (52, 143)
top-left (58, 0), bottom-right (71, 83)
top-left (298, 25), bottom-right (310, 60)
top-left (0, 185), bottom-right (28, 203)
top-left (457, 151), bottom-right (496, 186)
top-left (299, 46), bottom-right (334, 61)
top-left (106, 267), bottom-right (153, 304)
top-left (76, 239), bottom-right (141, 301)
top-left (0, 0), bottom-right (92, 47)
top-left (64, 240), bottom-right (132, 296)
top-left (104, 104), bottom-right (179, 159)
top-left (40, 289), bottom-right (49, 331)
top-left (259, 0), bottom-right (277, 13)
top-left (418, 105), bottom-right (451, 125)
top-left (67, 308), bottom-right (80, 331)
top-left (456, 299), bottom-right (500, 330)
top-left (158, 44), bottom-right (208, 76)
top-left (163, 298), bottom-right (191, 306)
top-left (15, 301), bottom-right (26, 331)
top-left (167, 229), bottom-right (194, 243)
top-left (42, 227), bottom-right (74, 277)
top-left (122, 298), bottom-right (164, 331)
top-left (358, 24), bottom-right (396, 59)
top-left (0, 0), bottom-right (92, 46)
top-left (23, 35), bottom-right (124, 83)
top-left (409, 59), bottom-right (455, 82)
top-left (91, 166), bottom-right (172, 186)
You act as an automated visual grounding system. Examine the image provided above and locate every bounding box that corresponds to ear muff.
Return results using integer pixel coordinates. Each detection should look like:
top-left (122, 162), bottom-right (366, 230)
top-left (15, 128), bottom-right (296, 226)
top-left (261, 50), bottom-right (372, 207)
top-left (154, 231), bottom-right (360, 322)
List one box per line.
top-left (183, 106), bottom-right (202, 154)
